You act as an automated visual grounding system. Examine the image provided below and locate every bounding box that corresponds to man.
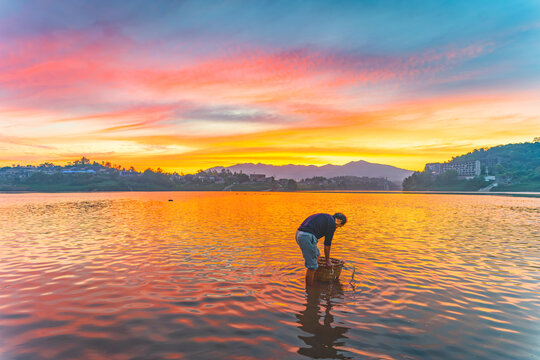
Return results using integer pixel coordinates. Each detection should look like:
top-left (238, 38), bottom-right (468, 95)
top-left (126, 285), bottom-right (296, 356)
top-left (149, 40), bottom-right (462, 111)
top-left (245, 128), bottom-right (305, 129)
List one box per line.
top-left (296, 213), bottom-right (347, 286)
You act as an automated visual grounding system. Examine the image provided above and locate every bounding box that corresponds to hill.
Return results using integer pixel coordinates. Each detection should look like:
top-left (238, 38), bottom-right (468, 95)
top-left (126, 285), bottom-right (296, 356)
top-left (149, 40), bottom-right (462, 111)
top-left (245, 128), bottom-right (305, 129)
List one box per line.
top-left (402, 140), bottom-right (540, 191)
top-left (207, 160), bottom-right (413, 183)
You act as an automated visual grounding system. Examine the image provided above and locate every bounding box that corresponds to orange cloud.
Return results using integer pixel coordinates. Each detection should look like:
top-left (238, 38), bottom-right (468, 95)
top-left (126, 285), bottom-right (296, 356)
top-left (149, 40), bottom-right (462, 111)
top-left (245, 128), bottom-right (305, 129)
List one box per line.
top-left (0, 28), bottom-right (536, 173)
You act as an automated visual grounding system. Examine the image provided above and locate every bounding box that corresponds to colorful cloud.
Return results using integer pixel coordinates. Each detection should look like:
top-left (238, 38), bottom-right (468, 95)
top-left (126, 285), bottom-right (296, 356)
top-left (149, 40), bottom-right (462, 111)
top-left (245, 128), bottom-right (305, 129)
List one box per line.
top-left (0, 0), bottom-right (539, 172)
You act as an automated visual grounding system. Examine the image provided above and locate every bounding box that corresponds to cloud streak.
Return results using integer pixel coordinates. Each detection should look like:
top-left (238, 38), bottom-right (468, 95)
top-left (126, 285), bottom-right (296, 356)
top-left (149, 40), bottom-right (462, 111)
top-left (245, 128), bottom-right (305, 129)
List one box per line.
top-left (0, 1), bottom-right (538, 172)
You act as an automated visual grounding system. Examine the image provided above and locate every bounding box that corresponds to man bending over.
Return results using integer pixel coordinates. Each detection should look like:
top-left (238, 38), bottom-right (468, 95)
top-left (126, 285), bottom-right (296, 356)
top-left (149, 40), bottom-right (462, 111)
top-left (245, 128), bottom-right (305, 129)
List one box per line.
top-left (296, 213), bottom-right (347, 286)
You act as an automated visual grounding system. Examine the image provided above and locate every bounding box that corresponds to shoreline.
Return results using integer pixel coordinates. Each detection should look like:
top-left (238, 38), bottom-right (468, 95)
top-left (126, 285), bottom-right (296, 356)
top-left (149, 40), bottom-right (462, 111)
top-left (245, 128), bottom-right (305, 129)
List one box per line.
top-left (1, 189), bottom-right (539, 198)
top-left (303, 190), bottom-right (540, 197)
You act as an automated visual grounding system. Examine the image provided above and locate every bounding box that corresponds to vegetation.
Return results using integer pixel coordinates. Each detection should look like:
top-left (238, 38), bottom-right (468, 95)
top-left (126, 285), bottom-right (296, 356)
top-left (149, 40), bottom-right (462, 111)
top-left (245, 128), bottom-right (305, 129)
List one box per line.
top-left (402, 140), bottom-right (540, 191)
top-left (298, 176), bottom-right (399, 191)
top-left (402, 170), bottom-right (491, 191)
top-left (0, 157), bottom-right (398, 192)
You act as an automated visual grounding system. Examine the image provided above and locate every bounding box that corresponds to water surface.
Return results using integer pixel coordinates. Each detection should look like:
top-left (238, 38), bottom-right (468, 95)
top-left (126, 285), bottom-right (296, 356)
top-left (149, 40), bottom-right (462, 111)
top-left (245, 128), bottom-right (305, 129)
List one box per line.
top-left (1, 192), bottom-right (539, 359)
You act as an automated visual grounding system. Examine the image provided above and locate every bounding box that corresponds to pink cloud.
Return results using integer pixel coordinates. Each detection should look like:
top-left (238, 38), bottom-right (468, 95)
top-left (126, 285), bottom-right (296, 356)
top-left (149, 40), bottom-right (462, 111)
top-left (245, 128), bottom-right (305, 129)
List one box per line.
top-left (0, 134), bottom-right (55, 150)
top-left (0, 27), bottom-right (132, 104)
top-left (0, 26), bottom-right (495, 111)
top-left (55, 104), bottom-right (181, 123)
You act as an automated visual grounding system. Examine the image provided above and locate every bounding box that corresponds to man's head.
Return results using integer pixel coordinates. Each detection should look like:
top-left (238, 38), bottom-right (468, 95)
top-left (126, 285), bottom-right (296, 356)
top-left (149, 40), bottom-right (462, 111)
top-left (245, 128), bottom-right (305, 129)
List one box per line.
top-left (333, 213), bottom-right (347, 227)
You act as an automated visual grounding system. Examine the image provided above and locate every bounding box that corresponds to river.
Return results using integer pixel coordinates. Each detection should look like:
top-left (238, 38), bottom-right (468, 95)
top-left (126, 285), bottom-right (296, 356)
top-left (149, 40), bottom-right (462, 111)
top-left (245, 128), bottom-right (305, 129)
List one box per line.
top-left (1, 192), bottom-right (538, 359)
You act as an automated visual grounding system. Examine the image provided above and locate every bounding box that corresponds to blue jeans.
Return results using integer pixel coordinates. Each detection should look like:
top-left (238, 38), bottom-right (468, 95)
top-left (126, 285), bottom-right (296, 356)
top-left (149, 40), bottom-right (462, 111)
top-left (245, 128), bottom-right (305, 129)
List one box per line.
top-left (296, 230), bottom-right (320, 270)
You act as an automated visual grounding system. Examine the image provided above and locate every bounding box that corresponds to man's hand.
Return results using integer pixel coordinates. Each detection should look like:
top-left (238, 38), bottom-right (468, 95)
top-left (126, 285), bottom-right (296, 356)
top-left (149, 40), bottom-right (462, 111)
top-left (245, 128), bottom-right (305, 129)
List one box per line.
top-left (326, 259), bottom-right (333, 268)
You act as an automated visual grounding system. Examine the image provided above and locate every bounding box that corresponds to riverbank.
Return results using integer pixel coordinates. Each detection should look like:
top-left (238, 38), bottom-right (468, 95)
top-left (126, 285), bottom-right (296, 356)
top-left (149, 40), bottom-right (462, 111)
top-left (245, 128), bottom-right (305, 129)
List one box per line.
top-left (1, 189), bottom-right (539, 197)
top-left (304, 190), bottom-right (540, 198)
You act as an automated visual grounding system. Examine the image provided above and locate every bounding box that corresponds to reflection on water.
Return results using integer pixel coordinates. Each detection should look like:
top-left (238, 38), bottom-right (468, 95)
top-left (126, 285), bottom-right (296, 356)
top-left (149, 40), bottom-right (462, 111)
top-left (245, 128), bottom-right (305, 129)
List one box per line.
top-left (0, 192), bottom-right (539, 360)
top-left (297, 282), bottom-right (350, 359)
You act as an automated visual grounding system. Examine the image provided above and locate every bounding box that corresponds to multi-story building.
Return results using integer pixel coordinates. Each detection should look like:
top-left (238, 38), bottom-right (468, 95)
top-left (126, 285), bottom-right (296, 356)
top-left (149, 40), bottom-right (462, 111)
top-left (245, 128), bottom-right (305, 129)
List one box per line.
top-left (443, 160), bottom-right (481, 178)
top-left (425, 160), bottom-right (481, 178)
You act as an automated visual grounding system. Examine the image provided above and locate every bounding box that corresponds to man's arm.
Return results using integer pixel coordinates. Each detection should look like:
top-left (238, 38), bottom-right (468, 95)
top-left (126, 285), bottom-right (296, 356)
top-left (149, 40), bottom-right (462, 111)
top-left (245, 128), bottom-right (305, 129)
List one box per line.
top-left (324, 245), bottom-right (333, 267)
top-left (324, 218), bottom-right (336, 267)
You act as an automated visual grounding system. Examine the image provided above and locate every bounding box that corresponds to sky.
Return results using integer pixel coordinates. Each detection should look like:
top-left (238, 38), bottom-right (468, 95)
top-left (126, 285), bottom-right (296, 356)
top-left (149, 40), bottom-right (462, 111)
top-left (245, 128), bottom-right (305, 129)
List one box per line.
top-left (0, 0), bottom-right (539, 173)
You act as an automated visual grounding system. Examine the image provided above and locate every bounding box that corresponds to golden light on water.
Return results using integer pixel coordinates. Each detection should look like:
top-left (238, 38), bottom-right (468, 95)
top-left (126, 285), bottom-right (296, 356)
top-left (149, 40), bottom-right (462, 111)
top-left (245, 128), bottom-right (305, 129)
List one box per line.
top-left (1, 192), bottom-right (539, 358)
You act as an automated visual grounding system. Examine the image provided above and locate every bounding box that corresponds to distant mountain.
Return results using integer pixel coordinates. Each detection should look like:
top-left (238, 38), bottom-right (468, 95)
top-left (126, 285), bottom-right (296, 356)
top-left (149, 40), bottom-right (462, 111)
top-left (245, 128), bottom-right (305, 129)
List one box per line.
top-left (207, 160), bottom-right (414, 182)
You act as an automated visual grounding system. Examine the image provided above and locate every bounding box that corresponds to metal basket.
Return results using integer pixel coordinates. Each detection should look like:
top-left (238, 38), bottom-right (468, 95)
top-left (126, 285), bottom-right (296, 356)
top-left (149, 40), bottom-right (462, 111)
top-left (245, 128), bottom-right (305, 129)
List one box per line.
top-left (314, 257), bottom-right (344, 282)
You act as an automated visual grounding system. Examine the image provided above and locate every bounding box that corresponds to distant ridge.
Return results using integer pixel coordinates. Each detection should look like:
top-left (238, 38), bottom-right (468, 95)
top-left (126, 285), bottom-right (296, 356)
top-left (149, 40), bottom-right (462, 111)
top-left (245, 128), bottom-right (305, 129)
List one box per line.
top-left (207, 160), bottom-right (414, 182)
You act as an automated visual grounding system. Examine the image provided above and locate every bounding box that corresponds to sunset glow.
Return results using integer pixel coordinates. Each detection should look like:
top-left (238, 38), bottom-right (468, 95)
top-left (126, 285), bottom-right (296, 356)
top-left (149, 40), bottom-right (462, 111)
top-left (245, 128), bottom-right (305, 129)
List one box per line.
top-left (1, 1), bottom-right (539, 172)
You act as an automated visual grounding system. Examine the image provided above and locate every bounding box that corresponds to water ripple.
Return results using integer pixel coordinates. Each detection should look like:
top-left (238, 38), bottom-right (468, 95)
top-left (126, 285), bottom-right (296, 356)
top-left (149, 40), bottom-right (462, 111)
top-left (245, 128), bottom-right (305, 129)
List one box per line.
top-left (0, 192), bottom-right (539, 359)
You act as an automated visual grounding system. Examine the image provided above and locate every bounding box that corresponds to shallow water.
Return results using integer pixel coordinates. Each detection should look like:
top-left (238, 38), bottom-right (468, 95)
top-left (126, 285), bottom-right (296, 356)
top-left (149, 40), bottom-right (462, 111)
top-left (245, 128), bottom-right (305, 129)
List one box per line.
top-left (0, 192), bottom-right (539, 360)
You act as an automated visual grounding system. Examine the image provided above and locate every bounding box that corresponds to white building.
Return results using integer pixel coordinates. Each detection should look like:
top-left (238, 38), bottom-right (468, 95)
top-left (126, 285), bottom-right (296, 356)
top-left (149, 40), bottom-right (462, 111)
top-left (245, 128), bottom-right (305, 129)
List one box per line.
top-left (426, 160), bottom-right (481, 178)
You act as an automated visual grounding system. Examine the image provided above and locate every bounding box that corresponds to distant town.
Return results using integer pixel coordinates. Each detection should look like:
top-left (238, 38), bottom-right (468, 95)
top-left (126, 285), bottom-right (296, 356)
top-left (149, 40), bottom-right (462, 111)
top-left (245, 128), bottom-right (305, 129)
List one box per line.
top-left (1, 140), bottom-right (538, 193)
top-left (0, 157), bottom-right (398, 192)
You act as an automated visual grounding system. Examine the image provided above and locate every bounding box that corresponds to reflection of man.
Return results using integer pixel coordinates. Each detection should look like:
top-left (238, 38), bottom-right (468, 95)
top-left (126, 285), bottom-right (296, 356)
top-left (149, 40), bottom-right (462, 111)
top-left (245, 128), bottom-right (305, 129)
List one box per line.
top-left (296, 282), bottom-right (350, 359)
top-left (296, 213), bottom-right (347, 286)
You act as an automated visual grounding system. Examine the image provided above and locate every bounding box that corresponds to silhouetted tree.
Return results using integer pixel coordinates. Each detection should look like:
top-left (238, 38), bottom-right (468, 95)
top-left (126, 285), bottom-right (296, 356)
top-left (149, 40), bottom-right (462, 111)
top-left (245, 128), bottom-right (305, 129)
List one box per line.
top-left (287, 179), bottom-right (298, 191)
top-left (237, 173), bottom-right (249, 183)
top-left (435, 170), bottom-right (459, 185)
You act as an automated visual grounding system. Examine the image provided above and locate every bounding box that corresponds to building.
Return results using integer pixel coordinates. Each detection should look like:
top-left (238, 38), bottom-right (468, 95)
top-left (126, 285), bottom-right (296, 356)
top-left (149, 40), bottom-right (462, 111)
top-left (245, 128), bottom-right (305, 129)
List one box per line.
top-left (249, 174), bottom-right (266, 182)
top-left (425, 163), bottom-right (442, 174)
top-left (483, 157), bottom-right (500, 175)
top-left (62, 169), bottom-right (96, 174)
top-left (442, 160), bottom-right (481, 178)
top-left (425, 160), bottom-right (481, 178)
